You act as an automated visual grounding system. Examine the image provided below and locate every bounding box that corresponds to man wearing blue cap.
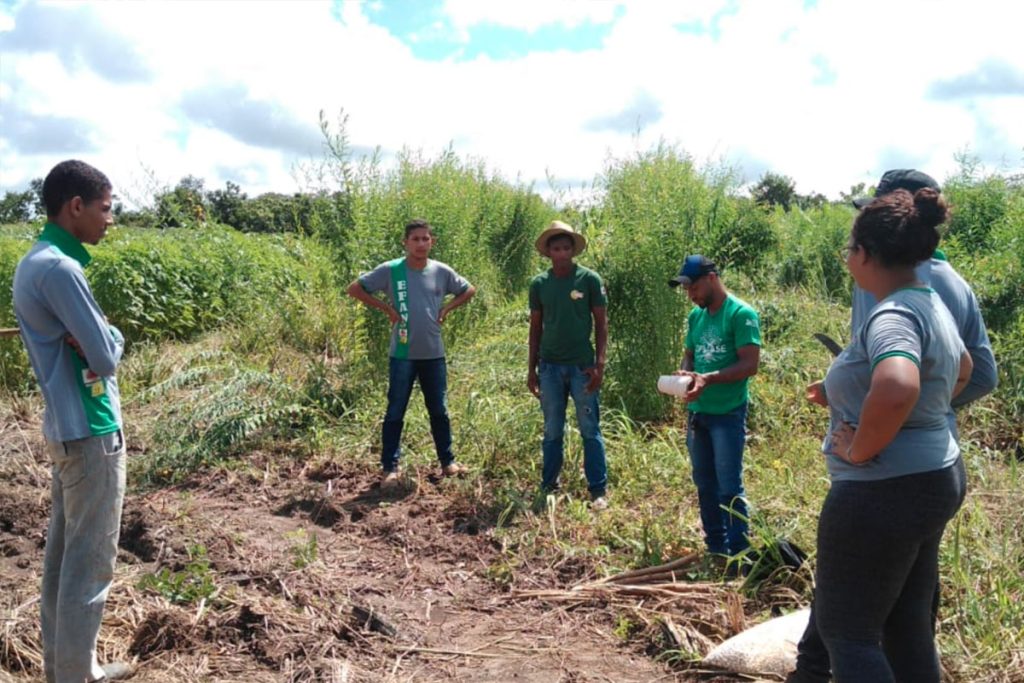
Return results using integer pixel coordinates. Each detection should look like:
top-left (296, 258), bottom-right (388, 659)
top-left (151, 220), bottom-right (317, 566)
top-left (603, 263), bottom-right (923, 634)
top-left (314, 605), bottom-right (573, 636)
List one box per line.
top-left (669, 255), bottom-right (761, 568)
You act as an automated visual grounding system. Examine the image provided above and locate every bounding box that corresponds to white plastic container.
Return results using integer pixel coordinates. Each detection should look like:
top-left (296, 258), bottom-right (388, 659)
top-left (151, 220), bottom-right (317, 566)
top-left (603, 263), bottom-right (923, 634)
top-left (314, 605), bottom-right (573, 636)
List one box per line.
top-left (657, 374), bottom-right (693, 397)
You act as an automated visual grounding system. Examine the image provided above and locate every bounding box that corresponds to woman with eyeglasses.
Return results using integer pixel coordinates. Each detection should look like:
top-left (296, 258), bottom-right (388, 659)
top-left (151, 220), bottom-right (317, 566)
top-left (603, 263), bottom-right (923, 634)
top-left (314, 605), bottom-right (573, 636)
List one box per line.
top-left (807, 187), bottom-right (971, 682)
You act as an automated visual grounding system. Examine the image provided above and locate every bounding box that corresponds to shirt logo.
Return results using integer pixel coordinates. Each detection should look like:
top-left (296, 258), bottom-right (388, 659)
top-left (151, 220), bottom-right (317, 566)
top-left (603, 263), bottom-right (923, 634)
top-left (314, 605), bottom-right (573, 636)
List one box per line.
top-left (570, 290), bottom-right (584, 300)
top-left (696, 332), bottom-right (728, 364)
top-left (746, 319), bottom-right (759, 328)
top-left (82, 369), bottom-right (106, 397)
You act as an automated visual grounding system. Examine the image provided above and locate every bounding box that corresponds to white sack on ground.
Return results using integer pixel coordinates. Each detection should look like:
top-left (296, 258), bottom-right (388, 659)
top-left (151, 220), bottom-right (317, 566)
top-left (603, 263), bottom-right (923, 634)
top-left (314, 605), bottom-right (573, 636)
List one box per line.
top-left (702, 608), bottom-right (810, 676)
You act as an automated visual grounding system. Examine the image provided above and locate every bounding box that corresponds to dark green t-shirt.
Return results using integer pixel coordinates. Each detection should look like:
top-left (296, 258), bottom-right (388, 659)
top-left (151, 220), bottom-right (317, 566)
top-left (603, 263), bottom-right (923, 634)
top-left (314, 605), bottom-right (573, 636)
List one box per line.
top-left (685, 293), bottom-right (761, 414)
top-left (529, 264), bottom-right (607, 365)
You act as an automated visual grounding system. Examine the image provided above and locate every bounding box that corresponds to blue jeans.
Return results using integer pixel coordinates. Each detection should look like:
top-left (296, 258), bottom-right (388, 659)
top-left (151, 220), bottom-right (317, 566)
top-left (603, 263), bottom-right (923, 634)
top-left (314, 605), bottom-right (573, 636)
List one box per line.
top-left (687, 404), bottom-right (749, 556)
top-left (41, 430), bottom-right (126, 683)
top-left (538, 360), bottom-right (607, 496)
top-left (381, 357), bottom-right (453, 472)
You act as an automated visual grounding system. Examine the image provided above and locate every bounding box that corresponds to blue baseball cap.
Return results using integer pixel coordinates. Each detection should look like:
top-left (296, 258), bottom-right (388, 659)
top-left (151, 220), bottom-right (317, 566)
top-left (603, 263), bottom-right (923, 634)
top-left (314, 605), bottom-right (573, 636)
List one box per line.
top-left (668, 254), bottom-right (717, 287)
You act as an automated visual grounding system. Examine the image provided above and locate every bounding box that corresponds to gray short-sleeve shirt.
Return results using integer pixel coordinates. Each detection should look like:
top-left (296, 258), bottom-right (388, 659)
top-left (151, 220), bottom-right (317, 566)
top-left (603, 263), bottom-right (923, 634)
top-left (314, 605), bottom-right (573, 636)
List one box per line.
top-left (852, 257), bottom-right (996, 408)
top-left (823, 288), bottom-right (965, 482)
top-left (358, 258), bottom-right (470, 359)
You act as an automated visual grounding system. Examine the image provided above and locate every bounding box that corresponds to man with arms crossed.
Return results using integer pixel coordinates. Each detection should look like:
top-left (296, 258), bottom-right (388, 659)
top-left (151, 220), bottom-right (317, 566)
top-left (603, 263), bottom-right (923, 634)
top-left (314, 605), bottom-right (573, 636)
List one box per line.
top-left (13, 160), bottom-right (131, 682)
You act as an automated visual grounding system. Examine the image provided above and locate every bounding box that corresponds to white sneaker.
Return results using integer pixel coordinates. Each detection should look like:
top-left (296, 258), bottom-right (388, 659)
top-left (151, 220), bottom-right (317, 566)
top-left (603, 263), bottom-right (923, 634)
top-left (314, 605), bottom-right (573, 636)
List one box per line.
top-left (97, 662), bottom-right (133, 680)
top-left (591, 496), bottom-right (608, 511)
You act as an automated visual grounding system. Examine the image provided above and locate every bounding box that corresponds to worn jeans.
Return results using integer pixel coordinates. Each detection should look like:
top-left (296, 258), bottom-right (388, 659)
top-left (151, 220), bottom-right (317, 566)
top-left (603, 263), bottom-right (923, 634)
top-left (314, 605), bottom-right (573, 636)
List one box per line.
top-left (794, 458), bottom-right (967, 683)
top-left (538, 360), bottom-right (607, 496)
top-left (687, 404), bottom-right (750, 556)
top-left (381, 357), bottom-right (454, 472)
top-left (41, 430), bottom-right (126, 683)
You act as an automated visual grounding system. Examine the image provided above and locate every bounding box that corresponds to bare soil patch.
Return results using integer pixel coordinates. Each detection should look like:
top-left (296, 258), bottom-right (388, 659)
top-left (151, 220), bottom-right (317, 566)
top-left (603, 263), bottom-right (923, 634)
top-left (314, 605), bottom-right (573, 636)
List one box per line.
top-left (1, 418), bottom-right (759, 682)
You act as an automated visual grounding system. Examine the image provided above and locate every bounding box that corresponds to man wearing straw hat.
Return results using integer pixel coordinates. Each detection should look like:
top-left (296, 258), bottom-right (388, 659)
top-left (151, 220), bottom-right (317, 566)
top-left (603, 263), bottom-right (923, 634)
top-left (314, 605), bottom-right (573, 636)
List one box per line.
top-left (12, 160), bottom-right (132, 681)
top-left (527, 220), bottom-right (609, 510)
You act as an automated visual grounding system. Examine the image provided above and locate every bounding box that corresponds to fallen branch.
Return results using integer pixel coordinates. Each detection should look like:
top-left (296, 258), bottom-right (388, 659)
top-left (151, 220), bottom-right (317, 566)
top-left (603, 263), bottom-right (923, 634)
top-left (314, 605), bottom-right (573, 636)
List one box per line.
top-left (585, 553), bottom-right (701, 586)
top-left (394, 646), bottom-right (512, 659)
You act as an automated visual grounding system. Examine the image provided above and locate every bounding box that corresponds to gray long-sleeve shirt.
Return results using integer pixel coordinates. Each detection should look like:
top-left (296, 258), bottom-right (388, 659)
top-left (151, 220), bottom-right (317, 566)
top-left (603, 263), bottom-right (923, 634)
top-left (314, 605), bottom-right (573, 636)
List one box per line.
top-left (13, 223), bottom-right (123, 442)
top-left (851, 256), bottom-right (997, 409)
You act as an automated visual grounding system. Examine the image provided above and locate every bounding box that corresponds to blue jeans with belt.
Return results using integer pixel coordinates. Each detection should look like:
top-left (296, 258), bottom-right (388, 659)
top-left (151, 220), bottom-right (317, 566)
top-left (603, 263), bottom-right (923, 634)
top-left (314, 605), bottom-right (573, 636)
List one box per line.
top-left (687, 403), bottom-right (750, 556)
top-left (538, 360), bottom-right (607, 496)
top-left (41, 430), bottom-right (126, 683)
top-left (381, 357), bottom-right (454, 472)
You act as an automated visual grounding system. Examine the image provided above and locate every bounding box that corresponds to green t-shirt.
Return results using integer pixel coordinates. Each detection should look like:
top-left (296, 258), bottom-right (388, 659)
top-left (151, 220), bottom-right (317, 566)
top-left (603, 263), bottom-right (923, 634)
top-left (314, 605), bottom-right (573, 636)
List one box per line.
top-left (529, 264), bottom-right (607, 365)
top-left (685, 293), bottom-right (761, 414)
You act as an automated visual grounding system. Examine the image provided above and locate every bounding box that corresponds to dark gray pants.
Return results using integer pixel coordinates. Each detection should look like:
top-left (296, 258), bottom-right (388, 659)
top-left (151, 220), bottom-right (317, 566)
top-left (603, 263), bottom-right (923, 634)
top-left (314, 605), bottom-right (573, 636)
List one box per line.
top-left (788, 459), bottom-right (966, 683)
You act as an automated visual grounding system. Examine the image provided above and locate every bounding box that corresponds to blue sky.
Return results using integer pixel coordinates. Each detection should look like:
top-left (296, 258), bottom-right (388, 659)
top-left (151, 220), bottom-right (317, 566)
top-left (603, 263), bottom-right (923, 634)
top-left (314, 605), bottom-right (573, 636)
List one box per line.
top-left (1, 0), bottom-right (1021, 204)
top-left (361, 0), bottom-right (622, 61)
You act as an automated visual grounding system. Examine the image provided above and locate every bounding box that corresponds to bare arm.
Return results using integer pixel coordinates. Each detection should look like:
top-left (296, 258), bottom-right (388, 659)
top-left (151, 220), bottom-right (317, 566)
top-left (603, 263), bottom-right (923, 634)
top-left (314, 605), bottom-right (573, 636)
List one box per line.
top-left (583, 305), bottom-right (608, 392)
top-left (346, 279), bottom-right (400, 324)
top-left (683, 344), bottom-right (760, 402)
top-left (833, 356), bottom-right (920, 464)
top-left (439, 285), bottom-right (476, 323)
top-left (527, 309), bottom-right (543, 397)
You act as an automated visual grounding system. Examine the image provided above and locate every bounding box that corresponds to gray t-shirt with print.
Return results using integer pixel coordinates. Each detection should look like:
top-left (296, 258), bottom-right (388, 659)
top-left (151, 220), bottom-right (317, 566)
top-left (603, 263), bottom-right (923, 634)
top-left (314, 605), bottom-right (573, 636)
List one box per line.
top-left (358, 258), bottom-right (470, 360)
top-left (823, 288), bottom-right (965, 482)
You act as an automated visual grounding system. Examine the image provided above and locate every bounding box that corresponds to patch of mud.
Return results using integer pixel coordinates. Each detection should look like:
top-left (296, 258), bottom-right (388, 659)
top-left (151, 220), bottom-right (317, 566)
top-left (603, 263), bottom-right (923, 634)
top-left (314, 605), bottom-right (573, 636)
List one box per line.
top-left (130, 610), bottom-right (199, 657)
top-left (118, 506), bottom-right (160, 562)
top-left (0, 496), bottom-right (47, 538)
top-left (274, 496), bottom-right (343, 527)
top-left (1, 447), bottom-right (721, 682)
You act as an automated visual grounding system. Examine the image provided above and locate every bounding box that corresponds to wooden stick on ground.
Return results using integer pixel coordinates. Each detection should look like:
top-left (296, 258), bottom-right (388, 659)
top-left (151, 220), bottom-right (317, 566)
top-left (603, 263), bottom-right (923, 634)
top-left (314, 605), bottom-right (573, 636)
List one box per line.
top-left (0, 327), bottom-right (21, 339)
top-left (392, 646), bottom-right (512, 659)
top-left (583, 552), bottom-right (701, 587)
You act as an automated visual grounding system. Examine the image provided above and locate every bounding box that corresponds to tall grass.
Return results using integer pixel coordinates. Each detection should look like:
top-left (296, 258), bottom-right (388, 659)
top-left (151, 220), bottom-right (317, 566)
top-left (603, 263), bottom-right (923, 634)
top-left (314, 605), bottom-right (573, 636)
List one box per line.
top-left (1, 145), bottom-right (1021, 681)
top-left (592, 145), bottom-right (763, 419)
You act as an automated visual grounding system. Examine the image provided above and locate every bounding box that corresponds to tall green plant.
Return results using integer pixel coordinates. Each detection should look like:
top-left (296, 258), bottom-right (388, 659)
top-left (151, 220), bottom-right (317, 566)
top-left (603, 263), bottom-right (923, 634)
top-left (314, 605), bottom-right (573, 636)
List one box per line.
top-left (594, 143), bottom-right (741, 419)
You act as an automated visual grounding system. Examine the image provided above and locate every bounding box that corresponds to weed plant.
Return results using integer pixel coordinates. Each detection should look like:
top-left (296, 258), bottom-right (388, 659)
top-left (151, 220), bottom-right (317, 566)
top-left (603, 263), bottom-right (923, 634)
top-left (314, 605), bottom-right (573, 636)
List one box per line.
top-left (1, 149), bottom-right (1021, 680)
top-left (138, 544), bottom-right (218, 605)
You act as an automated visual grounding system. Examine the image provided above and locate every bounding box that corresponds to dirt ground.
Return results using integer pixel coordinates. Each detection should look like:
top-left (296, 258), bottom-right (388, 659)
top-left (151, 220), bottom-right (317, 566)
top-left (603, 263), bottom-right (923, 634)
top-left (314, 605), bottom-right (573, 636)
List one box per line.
top-left (0, 414), bottom-right (767, 683)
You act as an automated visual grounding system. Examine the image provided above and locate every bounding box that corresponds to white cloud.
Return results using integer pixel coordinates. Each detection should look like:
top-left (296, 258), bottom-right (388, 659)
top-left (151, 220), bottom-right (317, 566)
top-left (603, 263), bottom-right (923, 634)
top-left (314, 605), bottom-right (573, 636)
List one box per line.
top-left (1, 0), bottom-right (1021, 204)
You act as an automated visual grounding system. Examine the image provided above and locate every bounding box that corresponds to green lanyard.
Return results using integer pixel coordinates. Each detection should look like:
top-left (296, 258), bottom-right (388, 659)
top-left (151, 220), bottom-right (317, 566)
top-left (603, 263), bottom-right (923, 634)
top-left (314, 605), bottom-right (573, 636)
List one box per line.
top-left (389, 258), bottom-right (410, 359)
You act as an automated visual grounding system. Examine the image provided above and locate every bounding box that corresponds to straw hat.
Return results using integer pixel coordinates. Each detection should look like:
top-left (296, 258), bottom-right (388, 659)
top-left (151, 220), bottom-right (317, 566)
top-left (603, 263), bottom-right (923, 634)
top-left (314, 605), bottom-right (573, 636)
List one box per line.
top-left (534, 220), bottom-right (587, 257)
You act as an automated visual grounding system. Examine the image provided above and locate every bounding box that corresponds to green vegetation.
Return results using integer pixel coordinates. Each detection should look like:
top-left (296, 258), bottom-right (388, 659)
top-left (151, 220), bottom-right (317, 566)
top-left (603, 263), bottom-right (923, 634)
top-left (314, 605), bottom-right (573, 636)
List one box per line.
top-left (138, 544), bottom-right (218, 605)
top-left (287, 529), bottom-right (320, 569)
top-left (1, 143), bottom-right (1021, 681)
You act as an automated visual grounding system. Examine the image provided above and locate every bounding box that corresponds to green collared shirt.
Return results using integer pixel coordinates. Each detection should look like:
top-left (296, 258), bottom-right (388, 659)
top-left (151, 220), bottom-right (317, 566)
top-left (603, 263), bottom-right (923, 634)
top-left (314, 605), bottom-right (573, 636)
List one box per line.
top-left (13, 223), bottom-right (123, 440)
top-left (39, 222), bottom-right (92, 267)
